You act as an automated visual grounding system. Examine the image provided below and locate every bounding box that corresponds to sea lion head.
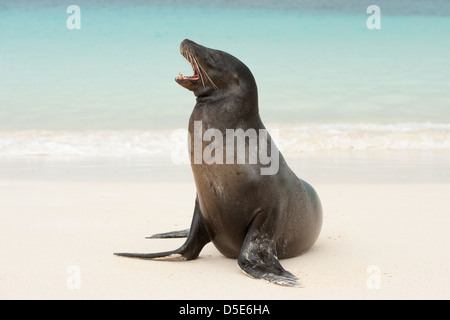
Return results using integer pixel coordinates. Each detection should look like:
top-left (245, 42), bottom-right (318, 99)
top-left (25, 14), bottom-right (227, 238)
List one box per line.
top-left (175, 39), bottom-right (257, 101)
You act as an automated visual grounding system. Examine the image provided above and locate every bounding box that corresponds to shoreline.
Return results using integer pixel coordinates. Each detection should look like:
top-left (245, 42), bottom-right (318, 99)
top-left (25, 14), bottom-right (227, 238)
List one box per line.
top-left (0, 149), bottom-right (449, 183)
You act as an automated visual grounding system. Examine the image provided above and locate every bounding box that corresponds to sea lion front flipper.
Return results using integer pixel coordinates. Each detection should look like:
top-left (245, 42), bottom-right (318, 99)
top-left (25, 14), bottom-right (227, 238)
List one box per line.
top-left (115, 198), bottom-right (210, 261)
top-left (146, 229), bottom-right (190, 239)
top-left (237, 213), bottom-right (301, 287)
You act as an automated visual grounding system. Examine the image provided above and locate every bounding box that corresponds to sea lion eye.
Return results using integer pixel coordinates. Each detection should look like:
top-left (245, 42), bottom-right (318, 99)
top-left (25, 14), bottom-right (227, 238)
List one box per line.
top-left (209, 53), bottom-right (218, 64)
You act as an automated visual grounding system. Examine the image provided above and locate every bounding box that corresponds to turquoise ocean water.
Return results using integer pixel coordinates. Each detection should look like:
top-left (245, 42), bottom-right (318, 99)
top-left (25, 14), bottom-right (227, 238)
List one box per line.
top-left (0, 0), bottom-right (450, 157)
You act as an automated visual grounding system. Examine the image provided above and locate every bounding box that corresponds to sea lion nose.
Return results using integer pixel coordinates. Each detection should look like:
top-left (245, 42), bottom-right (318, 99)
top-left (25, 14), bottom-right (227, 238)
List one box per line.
top-left (180, 39), bottom-right (205, 53)
top-left (180, 39), bottom-right (195, 49)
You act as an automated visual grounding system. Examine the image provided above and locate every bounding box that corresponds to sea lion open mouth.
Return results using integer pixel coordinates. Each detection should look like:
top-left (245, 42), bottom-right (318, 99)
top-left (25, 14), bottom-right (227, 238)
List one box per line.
top-left (176, 46), bottom-right (200, 82)
top-left (175, 40), bottom-right (219, 95)
top-left (176, 65), bottom-right (199, 81)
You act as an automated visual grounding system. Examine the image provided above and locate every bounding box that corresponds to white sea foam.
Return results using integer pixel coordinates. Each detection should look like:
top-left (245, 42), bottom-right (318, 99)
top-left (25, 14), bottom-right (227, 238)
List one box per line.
top-left (0, 131), bottom-right (170, 157)
top-left (276, 123), bottom-right (450, 153)
top-left (0, 123), bottom-right (449, 158)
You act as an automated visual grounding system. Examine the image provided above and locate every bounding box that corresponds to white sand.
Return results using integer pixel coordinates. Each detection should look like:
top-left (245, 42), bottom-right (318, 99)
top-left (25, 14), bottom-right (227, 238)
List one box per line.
top-left (1, 177), bottom-right (449, 299)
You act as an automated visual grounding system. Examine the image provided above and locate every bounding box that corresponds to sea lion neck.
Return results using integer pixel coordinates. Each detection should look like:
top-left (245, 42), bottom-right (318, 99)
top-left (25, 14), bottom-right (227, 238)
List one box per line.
top-left (192, 89), bottom-right (260, 128)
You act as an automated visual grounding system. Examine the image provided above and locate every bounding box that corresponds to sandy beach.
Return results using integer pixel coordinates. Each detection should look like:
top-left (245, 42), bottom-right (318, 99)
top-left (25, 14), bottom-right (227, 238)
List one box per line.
top-left (0, 153), bottom-right (449, 300)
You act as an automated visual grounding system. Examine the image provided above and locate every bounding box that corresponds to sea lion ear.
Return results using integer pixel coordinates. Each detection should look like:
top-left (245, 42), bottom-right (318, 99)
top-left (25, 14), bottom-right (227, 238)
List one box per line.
top-left (232, 73), bottom-right (240, 85)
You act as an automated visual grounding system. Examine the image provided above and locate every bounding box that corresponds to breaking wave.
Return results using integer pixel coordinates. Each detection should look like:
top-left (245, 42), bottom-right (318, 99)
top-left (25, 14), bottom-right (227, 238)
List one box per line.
top-left (1, 123), bottom-right (449, 157)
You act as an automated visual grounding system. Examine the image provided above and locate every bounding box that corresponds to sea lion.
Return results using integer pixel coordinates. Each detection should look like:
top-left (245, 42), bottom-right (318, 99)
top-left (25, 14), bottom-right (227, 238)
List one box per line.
top-left (115, 39), bottom-right (323, 287)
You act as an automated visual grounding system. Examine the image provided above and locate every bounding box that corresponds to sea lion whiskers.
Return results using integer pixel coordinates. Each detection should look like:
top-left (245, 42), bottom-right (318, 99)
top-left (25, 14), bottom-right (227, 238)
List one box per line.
top-left (183, 46), bottom-right (218, 91)
top-left (199, 60), bottom-right (219, 91)
top-left (191, 51), bottom-right (218, 91)
top-left (190, 53), bottom-right (205, 87)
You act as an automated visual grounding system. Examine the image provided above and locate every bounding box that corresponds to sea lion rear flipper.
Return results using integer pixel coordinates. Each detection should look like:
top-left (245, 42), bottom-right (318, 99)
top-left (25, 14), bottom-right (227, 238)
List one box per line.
top-left (115, 198), bottom-right (210, 261)
top-left (237, 213), bottom-right (301, 287)
top-left (146, 229), bottom-right (190, 239)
